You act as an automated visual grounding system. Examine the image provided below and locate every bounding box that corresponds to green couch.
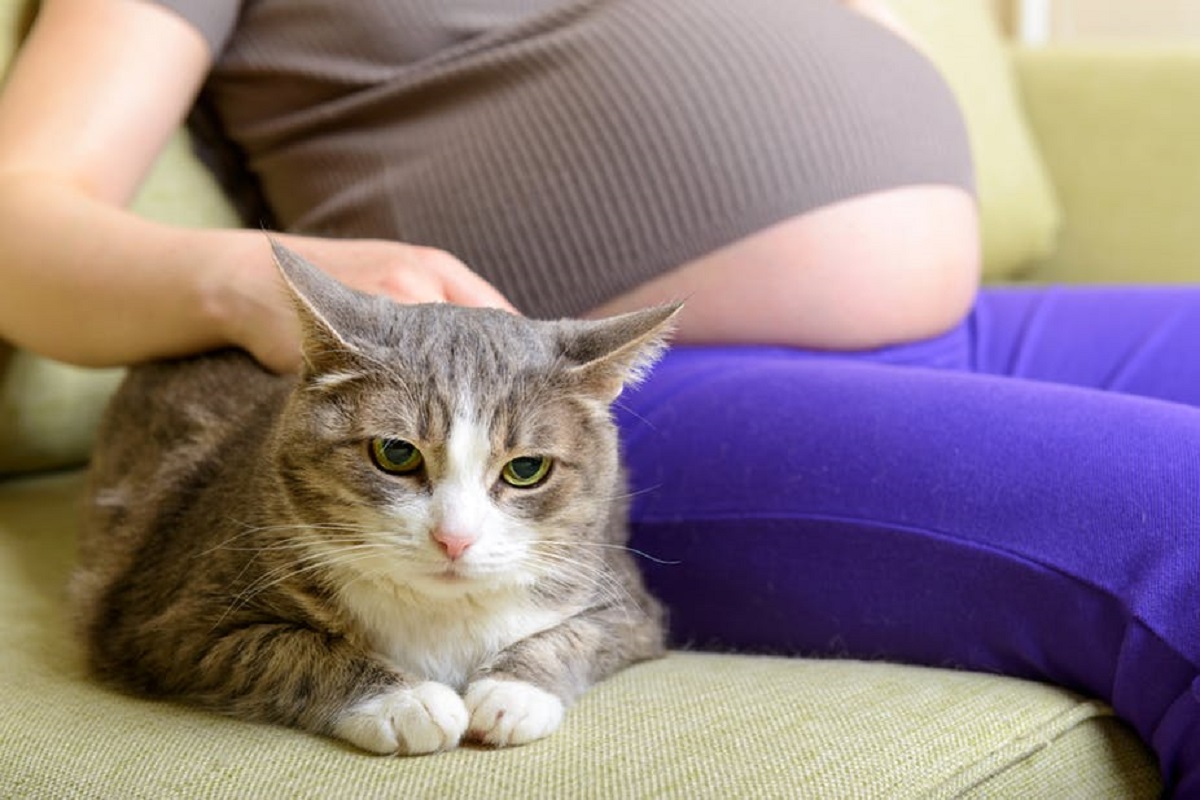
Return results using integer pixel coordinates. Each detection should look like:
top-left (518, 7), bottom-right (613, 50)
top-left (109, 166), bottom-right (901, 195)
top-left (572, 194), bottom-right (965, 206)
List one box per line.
top-left (4, 2), bottom-right (1196, 796)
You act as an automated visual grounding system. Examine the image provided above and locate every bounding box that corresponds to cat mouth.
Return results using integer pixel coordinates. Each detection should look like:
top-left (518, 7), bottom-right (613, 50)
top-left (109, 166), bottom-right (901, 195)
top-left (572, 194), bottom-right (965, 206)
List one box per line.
top-left (433, 565), bottom-right (473, 583)
top-left (430, 563), bottom-right (511, 588)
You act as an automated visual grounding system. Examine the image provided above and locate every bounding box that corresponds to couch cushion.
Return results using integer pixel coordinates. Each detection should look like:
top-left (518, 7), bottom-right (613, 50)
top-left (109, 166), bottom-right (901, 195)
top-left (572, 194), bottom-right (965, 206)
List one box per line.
top-left (1014, 46), bottom-right (1200, 285)
top-left (0, 472), bottom-right (1162, 797)
top-left (0, 0), bottom-right (30, 60)
top-left (887, 0), bottom-right (1063, 281)
top-left (0, 351), bottom-right (123, 475)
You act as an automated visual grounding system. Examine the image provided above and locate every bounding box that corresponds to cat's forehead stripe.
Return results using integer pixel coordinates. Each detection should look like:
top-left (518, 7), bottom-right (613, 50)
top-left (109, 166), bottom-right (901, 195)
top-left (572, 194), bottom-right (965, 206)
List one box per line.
top-left (445, 413), bottom-right (493, 484)
top-left (437, 414), bottom-right (497, 537)
top-left (455, 387), bottom-right (477, 423)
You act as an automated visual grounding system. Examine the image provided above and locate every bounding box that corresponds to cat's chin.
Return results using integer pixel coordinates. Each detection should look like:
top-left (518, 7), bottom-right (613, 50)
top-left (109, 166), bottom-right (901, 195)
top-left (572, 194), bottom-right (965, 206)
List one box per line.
top-left (405, 567), bottom-right (520, 599)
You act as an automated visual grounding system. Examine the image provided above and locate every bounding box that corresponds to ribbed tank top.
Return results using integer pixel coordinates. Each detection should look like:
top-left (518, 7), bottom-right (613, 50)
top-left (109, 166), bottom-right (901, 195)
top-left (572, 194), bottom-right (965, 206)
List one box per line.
top-left (160, 0), bottom-right (974, 319)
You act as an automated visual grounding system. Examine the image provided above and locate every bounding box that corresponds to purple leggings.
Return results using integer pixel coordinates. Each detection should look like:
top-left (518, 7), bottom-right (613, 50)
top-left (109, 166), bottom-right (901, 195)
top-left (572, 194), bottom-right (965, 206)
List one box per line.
top-left (617, 286), bottom-right (1200, 793)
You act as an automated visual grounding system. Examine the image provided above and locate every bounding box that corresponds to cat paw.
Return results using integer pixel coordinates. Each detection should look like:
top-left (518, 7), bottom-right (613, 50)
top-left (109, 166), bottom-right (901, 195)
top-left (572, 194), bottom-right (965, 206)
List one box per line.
top-left (464, 678), bottom-right (564, 747)
top-left (332, 682), bottom-right (468, 755)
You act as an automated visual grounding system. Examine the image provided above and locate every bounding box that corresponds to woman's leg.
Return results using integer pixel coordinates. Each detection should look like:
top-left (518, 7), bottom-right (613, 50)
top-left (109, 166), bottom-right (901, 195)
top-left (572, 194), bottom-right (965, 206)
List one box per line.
top-left (617, 286), bottom-right (1200, 792)
top-left (971, 285), bottom-right (1200, 404)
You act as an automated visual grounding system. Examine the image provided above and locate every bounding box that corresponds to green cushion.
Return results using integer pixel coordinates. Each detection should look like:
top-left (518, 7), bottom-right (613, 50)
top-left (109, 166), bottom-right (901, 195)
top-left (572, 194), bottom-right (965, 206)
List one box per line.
top-left (1015, 46), bottom-right (1200, 284)
top-left (0, 1), bottom-right (30, 65)
top-left (887, 0), bottom-right (1063, 281)
top-left (0, 351), bottom-right (123, 474)
top-left (0, 473), bottom-right (1163, 797)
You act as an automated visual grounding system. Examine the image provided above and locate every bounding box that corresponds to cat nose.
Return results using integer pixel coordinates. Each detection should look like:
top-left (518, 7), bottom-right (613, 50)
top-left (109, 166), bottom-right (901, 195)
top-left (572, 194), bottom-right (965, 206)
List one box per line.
top-left (432, 529), bottom-right (476, 560)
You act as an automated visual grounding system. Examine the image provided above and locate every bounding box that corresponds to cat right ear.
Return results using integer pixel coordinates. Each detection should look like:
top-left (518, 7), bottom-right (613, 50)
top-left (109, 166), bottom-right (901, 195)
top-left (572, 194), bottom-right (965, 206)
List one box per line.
top-left (558, 303), bottom-right (682, 401)
top-left (269, 239), bottom-right (363, 378)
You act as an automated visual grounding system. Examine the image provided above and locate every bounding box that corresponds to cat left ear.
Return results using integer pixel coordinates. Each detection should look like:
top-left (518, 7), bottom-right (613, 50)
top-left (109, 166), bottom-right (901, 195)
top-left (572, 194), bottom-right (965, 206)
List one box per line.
top-left (558, 303), bottom-right (682, 401)
top-left (270, 239), bottom-right (363, 377)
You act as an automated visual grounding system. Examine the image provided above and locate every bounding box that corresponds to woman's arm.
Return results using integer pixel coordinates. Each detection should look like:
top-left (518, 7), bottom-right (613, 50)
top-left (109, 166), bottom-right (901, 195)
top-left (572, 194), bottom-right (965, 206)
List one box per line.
top-left (0, 0), bottom-right (224, 366)
top-left (0, 0), bottom-right (511, 373)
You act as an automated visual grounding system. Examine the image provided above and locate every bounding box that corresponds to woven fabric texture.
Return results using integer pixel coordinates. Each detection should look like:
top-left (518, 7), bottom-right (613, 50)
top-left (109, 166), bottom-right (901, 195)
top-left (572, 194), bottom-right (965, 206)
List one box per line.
top-left (0, 473), bottom-right (1161, 798)
top-left (1015, 47), bottom-right (1200, 286)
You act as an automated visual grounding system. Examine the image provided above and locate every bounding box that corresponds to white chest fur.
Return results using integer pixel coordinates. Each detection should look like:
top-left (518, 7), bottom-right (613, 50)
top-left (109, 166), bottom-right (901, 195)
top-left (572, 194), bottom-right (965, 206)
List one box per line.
top-left (338, 579), bottom-right (566, 689)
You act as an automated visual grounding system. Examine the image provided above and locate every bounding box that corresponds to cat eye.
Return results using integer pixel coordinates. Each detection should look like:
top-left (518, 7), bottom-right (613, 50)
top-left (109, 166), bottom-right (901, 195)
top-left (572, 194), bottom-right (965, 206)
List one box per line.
top-left (370, 437), bottom-right (425, 475)
top-left (501, 456), bottom-right (552, 488)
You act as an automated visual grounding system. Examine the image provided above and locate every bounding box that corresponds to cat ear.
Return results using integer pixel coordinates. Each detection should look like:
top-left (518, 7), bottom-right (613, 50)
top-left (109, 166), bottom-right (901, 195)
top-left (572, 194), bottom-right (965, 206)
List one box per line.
top-left (558, 304), bottom-right (682, 401)
top-left (270, 239), bottom-right (363, 376)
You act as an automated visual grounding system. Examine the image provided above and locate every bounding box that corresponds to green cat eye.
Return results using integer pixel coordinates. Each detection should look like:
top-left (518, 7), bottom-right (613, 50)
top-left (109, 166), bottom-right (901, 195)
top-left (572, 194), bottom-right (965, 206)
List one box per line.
top-left (501, 456), bottom-right (552, 488)
top-left (370, 438), bottom-right (424, 475)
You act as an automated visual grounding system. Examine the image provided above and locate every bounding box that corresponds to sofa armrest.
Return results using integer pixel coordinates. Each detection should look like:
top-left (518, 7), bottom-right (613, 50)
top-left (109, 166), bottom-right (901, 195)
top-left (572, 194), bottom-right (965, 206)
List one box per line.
top-left (1014, 46), bottom-right (1200, 284)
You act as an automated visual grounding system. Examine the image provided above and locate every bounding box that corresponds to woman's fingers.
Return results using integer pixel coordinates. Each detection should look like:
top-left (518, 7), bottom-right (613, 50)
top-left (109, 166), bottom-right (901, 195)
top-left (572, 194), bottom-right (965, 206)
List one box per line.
top-left (418, 248), bottom-right (519, 313)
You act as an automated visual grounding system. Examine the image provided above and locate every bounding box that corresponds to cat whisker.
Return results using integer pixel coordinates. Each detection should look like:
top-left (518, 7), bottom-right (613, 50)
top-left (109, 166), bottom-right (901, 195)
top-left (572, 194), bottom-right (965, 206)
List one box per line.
top-left (523, 549), bottom-right (639, 619)
top-left (243, 540), bottom-right (397, 582)
top-left (198, 521), bottom-right (382, 557)
top-left (207, 529), bottom-right (386, 594)
top-left (531, 544), bottom-right (643, 594)
top-left (610, 398), bottom-right (658, 432)
top-left (228, 517), bottom-right (378, 531)
top-left (212, 542), bottom-right (396, 629)
top-left (597, 483), bottom-right (664, 504)
top-left (534, 539), bottom-right (682, 566)
top-left (202, 533), bottom-right (391, 554)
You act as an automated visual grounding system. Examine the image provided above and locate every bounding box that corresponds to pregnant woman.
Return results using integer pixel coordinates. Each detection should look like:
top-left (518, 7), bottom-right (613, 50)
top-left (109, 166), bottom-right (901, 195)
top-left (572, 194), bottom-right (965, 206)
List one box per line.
top-left (0, 1), bottom-right (1196, 791)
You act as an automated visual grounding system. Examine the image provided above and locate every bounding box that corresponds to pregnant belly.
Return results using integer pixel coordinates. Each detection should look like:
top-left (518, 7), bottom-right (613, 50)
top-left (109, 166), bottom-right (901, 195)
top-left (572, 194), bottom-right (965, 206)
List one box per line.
top-left (584, 184), bottom-right (981, 351)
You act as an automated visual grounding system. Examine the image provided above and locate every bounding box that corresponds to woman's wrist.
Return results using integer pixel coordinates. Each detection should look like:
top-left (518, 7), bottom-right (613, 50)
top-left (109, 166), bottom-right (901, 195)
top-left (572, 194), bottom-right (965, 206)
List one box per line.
top-left (189, 229), bottom-right (246, 347)
top-left (188, 230), bottom-right (291, 367)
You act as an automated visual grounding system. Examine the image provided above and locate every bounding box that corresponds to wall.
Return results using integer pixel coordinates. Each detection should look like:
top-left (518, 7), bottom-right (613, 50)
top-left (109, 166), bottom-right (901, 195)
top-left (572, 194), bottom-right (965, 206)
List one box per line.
top-left (993, 0), bottom-right (1200, 42)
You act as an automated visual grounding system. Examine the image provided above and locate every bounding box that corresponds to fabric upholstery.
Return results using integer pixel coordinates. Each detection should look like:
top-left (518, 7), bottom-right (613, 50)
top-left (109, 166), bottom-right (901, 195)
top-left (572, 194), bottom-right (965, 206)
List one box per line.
top-left (1015, 46), bottom-right (1200, 284)
top-left (0, 472), bottom-right (1162, 798)
top-left (0, 351), bottom-right (123, 474)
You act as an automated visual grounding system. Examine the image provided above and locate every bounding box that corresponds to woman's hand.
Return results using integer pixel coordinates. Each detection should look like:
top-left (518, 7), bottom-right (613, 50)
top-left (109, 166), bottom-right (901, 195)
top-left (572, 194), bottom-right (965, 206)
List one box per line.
top-left (0, 1), bottom-right (513, 374)
top-left (209, 234), bottom-right (517, 374)
top-left (282, 236), bottom-right (516, 312)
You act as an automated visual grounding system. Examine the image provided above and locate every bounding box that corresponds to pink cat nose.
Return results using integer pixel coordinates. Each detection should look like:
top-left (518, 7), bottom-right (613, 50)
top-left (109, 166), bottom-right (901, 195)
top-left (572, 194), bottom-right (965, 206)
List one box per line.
top-left (432, 529), bottom-right (476, 560)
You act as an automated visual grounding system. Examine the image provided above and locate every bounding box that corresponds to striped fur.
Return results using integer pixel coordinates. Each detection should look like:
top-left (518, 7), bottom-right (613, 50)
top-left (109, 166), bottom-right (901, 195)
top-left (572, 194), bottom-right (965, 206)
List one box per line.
top-left (72, 243), bottom-right (677, 754)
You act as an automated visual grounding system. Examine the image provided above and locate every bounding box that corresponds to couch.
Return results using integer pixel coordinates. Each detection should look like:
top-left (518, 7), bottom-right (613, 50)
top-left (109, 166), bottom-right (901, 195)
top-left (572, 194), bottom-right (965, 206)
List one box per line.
top-left (4, 1), bottom-right (1197, 796)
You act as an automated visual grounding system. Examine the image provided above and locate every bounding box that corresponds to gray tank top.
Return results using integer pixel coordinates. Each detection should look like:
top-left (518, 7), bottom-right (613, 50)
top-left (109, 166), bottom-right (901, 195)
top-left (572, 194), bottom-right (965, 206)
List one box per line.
top-left (157, 0), bottom-right (974, 318)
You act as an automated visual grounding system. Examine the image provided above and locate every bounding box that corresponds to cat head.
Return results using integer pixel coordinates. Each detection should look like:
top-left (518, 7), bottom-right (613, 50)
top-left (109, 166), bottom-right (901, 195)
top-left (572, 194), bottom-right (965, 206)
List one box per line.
top-left (267, 242), bottom-right (679, 600)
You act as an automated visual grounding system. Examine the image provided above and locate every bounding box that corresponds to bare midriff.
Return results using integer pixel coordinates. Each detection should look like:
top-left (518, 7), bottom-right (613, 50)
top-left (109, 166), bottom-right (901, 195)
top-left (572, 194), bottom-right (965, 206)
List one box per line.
top-left (585, 184), bottom-right (981, 351)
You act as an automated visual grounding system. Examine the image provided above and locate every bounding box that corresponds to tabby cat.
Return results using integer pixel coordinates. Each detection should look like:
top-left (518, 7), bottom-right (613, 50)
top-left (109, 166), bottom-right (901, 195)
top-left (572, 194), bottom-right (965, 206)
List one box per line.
top-left (71, 242), bottom-right (676, 755)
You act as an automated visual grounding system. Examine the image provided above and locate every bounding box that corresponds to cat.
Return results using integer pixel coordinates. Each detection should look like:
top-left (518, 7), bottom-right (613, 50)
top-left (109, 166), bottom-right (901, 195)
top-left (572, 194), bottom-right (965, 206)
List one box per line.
top-left (71, 241), bottom-right (677, 755)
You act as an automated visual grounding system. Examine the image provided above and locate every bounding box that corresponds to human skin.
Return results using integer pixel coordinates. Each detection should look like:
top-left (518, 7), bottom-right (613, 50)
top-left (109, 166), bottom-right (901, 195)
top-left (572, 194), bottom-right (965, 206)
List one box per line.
top-left (0, 0), bottom-right (978, 372)
top-left (0, 0), bottom-right (513, 373)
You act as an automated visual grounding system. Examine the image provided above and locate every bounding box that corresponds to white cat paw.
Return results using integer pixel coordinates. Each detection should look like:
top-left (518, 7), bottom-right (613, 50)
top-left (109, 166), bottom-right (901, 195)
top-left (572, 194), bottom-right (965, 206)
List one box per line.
top-left (332, 682), bottom-right (468, 755)
top-left (464, 678), bottom-right (565, 747)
